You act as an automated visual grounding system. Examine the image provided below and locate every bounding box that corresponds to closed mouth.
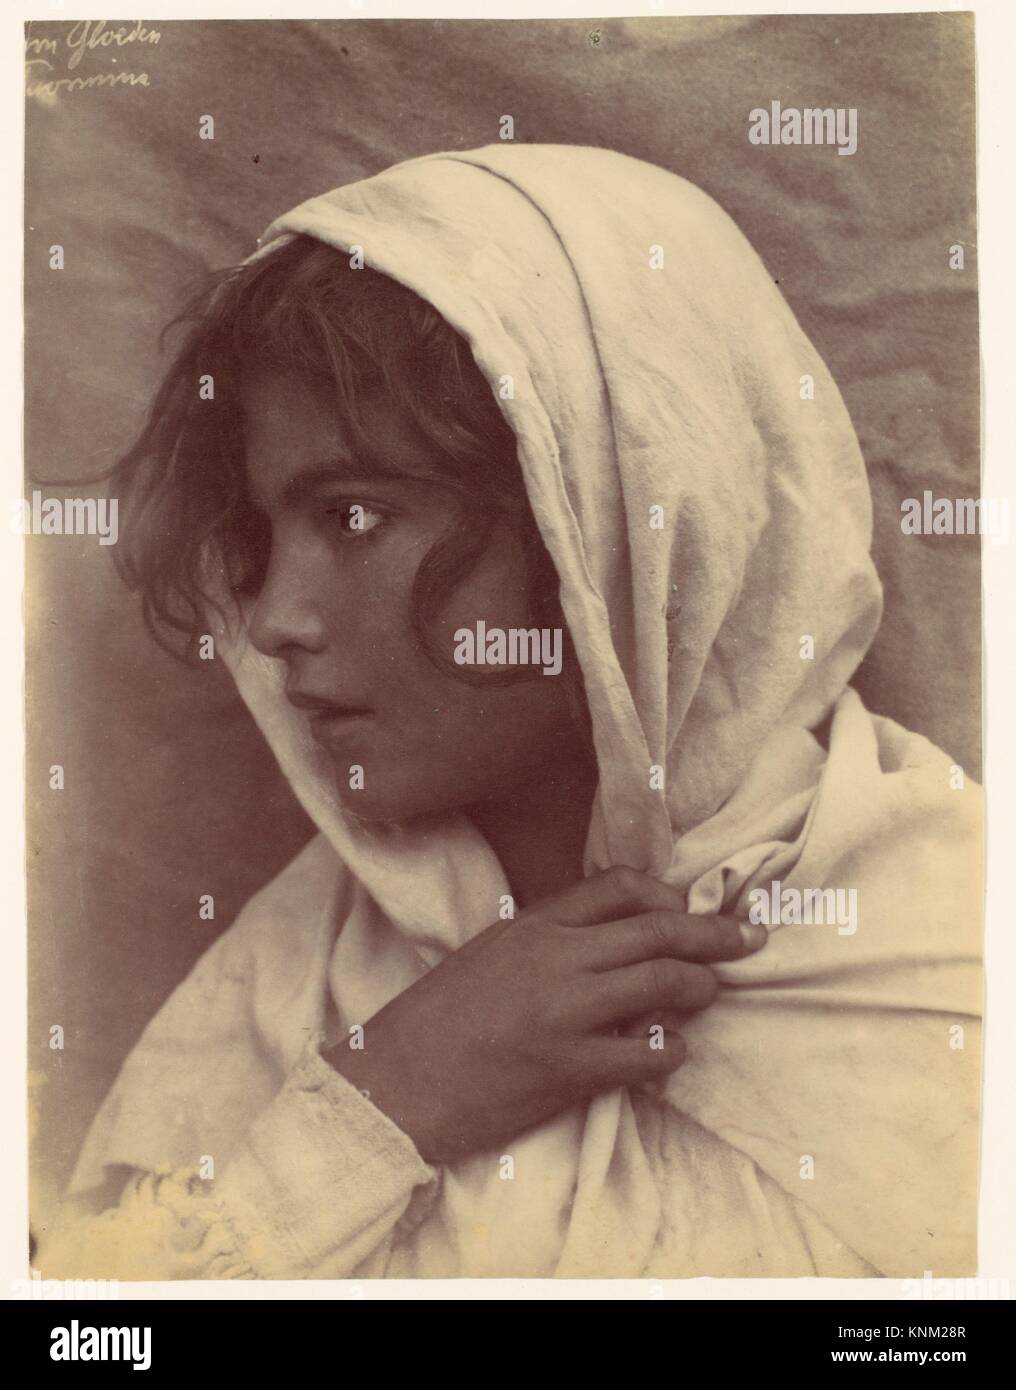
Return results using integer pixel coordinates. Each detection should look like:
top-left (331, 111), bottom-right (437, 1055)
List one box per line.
top-left (285, 690), bottom-right (373, 721)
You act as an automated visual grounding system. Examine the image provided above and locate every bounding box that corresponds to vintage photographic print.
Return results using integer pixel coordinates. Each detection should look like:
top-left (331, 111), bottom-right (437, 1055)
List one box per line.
top-left (24, 10), bottom-right (984, 1285)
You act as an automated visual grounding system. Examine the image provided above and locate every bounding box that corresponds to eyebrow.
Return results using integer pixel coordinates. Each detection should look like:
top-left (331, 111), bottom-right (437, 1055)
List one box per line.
top-left (283, 460), bottom-right (368, 506)
top-left (255, 455), bottom-right (426, 512)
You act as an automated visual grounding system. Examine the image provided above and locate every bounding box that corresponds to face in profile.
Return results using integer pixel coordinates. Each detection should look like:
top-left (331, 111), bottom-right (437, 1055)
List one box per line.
top-left (241, 366), bottom-right (596, 824)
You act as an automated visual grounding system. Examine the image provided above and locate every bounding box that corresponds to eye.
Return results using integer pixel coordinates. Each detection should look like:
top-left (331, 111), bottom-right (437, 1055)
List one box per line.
top-left (324, 502), bottom-right (387, 538)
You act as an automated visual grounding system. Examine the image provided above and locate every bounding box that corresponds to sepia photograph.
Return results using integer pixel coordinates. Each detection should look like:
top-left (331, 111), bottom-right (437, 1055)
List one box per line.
top-left (23, 7), bottom-right (987, 1290)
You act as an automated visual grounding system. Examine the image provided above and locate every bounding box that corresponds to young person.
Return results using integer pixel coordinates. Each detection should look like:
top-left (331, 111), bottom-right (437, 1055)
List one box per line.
top-left (37, 144), bottom-right (981, 1280)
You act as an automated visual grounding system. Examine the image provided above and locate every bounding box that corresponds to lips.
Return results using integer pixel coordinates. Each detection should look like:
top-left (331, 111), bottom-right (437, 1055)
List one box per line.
top-left (285, 689), bottom-right (373, 719)
top-left (285, 690), bottom-right (374, 748)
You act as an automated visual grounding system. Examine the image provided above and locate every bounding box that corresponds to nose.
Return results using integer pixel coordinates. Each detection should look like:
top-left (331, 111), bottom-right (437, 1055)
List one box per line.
top-left (247, 533), bottom-right (328, 659)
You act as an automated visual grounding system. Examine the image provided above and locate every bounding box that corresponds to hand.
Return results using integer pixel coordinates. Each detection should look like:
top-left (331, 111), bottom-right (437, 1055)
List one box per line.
top-left (323, 864), bottom-right (767, 1165)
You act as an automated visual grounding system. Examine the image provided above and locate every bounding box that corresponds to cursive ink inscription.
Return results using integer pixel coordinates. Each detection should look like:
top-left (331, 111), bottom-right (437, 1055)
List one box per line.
top-left (25, 20), bottom-right (161, 101)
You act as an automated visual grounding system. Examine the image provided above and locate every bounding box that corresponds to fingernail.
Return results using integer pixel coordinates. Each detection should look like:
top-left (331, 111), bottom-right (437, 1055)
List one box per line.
top-left (739, 921), bottom-right (768, 951)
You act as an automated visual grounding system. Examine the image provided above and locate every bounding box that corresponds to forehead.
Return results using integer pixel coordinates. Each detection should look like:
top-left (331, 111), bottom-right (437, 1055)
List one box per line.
top-left (240, 366), bottom-right (437, 505)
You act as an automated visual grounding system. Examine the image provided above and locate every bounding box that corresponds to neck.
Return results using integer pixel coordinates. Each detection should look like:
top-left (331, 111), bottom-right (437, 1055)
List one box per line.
top-left (464, 757), bottom-right (599, 912)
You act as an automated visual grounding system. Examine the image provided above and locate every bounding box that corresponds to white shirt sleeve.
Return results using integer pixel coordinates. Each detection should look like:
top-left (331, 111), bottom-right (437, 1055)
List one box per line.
top-left (36, 1044), bottom-right (439, 1282)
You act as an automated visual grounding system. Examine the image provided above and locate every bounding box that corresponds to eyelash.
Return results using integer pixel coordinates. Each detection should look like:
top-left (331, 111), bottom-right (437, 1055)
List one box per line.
top-left (322, 502), bottom-right (389, 539)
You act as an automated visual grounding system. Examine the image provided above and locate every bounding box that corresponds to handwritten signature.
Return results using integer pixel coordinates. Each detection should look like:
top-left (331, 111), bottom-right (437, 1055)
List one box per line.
top-left (26, 20), bottom-right (161, 100)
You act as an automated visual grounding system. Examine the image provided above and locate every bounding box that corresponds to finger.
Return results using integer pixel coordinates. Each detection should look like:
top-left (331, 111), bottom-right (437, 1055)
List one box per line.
top-left (616, 1009), bottom-right (686, 1039)
top-left (524, 864), bottom-right (688, 929)
top-left (583, 911), bottom-right (767, 970)
top-left (583, 959), bottom-right (719, 1029)
top-left (582, 1031), bottom-right (688, 1086)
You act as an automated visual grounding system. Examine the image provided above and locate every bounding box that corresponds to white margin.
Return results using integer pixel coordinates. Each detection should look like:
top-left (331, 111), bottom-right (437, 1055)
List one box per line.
top-left (3, 0), bottom-right (1013, 1302)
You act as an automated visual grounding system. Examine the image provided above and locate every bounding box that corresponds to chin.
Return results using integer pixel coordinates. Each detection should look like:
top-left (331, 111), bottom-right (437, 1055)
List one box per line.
top-left (334, 787), bottom-right (443, 826)
top-left (334, 775), bottom-right (480, 827)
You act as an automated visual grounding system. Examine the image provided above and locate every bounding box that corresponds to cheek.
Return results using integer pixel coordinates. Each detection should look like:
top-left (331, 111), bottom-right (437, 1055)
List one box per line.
top-left (317, 536), bottom-right (423, 653)
top-left (426, 537), bottom-right (546, 663)
top-left (345, 522), bottom-right (537, 675)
